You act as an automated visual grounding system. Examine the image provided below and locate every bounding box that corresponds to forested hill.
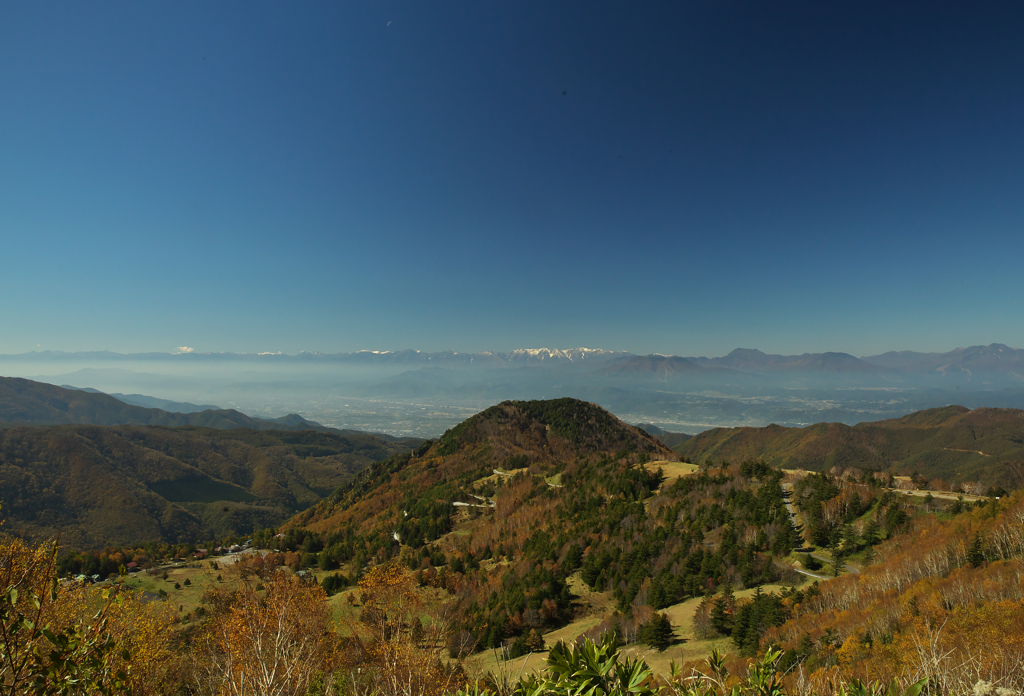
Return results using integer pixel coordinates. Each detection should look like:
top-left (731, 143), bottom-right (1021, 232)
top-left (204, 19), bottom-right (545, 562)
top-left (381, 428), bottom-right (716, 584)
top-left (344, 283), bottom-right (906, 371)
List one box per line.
top-left (0, 424), bottom-right (414, 548)
top-left (281, 398), bottom-right (803, 651)
top-left (676, 405), bottom-right (1024, 489)
top-left (292, 398), bottom-right (673, 534)
top-left (0, 377), bottom-right (422, 444)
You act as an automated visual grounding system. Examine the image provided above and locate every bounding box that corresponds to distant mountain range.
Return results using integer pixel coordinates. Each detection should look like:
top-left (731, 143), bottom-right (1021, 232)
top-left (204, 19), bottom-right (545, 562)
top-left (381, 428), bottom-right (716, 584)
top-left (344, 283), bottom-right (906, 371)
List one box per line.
top-left (6, 343), bottom-right (1024, 377)
top-left (697, 348), bottom-right (884, 373)
top-left (0, 347), bottom-right (630, 366)
top-left (863, 343), bottom-right (1024, 375)
top-left (6, 343), bottom-right (1024, 437)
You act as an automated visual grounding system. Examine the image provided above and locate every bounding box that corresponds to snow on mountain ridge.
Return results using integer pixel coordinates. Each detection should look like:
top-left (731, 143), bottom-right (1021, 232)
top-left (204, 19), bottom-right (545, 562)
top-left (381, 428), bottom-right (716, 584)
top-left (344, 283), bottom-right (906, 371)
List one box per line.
top-left (504, 348), bottom-right (619, 362)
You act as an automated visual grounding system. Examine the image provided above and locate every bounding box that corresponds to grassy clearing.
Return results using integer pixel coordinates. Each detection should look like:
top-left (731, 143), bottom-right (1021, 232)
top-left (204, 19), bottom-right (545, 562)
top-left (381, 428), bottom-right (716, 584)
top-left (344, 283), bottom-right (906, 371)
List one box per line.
top-left (473, 468), bottom-right (529, 487)
top-left (646, 461), bottom-right (699, 481)
top-left (464, 580), bottom-right (806, 680)
top-left (618, 583), bottom-right (801, 675)
top-left (118, 559), bottom-right (244, 618)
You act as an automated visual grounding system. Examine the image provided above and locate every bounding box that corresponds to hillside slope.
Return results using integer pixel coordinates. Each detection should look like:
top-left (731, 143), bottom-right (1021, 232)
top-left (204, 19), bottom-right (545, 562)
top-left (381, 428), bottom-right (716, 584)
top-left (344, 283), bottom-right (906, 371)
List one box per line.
top-left (293, 397), bottom-right (673, 535)
top-left (759, 490), bottom-right (1024, 693)
top-left (676, 405), bottom-right (1024, 489)
top-left (276, 398), bottom-right (811, 656)
top-left (1, 377), bottom-right (421, 446)
top-left (0, 376), bottom-right (313, 429)
top-left (637, 423), bottom-right (693, 449)
top-left (0, 424), bottom-right (414, 547)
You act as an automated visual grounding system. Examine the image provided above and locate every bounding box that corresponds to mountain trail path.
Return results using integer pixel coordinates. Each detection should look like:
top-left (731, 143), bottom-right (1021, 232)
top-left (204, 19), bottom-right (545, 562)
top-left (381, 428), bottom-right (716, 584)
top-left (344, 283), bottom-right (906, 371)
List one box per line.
top-left (941, 447), bottom-right (990, 457)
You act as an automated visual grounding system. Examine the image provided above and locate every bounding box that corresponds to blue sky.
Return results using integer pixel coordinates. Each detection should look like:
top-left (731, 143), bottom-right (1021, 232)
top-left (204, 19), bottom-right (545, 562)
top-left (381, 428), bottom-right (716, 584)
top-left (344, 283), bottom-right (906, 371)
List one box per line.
top-left (2, 2), bottom-right (1022, 357)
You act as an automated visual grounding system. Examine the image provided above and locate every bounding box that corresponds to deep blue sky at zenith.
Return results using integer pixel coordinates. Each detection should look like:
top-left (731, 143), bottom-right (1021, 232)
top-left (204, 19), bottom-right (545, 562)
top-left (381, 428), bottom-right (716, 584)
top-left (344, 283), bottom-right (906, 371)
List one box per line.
top-left (2, 2), bottom-right (1022, 357)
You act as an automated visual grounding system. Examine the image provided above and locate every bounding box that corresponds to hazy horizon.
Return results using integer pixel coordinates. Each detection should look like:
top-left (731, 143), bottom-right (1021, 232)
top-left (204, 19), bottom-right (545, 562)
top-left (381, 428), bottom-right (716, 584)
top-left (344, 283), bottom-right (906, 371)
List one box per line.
top-left (1, 341), bottom-right (1020, 360)
top-left (3, 3), bottom-right (1024, 359)
top-left (5, 340), bottom-right (1024, 438)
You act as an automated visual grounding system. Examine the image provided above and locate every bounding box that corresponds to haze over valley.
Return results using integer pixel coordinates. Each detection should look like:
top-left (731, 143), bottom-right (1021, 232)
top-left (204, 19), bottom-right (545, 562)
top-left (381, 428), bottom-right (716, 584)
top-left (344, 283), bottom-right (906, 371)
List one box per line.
top-left (5, 343), bottom-right (1024, 438)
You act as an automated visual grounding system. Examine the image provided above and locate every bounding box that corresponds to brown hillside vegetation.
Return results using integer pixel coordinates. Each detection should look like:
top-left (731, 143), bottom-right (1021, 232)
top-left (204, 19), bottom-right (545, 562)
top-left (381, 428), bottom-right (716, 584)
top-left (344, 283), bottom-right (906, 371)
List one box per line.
top-left (292, 398), bottom-right (673, 535)
top-left (759, 491), bottom-right (1024, 694)
top-left (10, 397), bottom-right (1024, 695)
top-left (279, 398), bottom-right (810, 672)
top-left (676, 406), bottom-right (1024, 489)
top-left (0, 424), bottom-right (411, 547)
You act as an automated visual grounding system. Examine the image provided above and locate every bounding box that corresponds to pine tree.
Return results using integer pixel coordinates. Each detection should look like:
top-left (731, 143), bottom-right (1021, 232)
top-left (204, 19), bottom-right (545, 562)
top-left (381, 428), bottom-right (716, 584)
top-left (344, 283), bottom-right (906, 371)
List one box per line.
top-left (525, 628), bottom-right (546, 653)
top-left (711, 593), bottom-right (733, 636)
top-left (508, 634), bottom-right (529, 658)
top-left (967, 532), bottom-right (985, 568)
top-left (648, 579), bottom-right (668, 609)
top-left (641, 613), bottom-right (674, 651)
top-left (831, 551), bottom-right (844, 577)
top-left (861, 518), bottom-right (880, 546)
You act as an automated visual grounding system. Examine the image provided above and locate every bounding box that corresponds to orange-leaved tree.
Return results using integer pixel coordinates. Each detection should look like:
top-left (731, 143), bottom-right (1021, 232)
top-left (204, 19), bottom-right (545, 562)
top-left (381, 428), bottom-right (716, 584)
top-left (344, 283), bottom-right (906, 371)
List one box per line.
top-left (0, 534), bottom-right (131, 695)
top-left (195, 570), bottom-right (337, 696)
top-left (347, 562), bottom-right (466, 696)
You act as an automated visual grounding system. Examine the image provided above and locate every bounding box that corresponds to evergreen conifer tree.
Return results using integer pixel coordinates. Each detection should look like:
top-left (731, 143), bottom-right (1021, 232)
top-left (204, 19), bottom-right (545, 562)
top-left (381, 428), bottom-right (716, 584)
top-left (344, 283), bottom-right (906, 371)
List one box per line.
top-left (525, 628), bottom-right (546, 653)
top-left (640, 613), bottom-right (674, 651)
top-left (967, 532), bottom-right (985, 567)
top-left (710, 588), bottom-right (733, 636)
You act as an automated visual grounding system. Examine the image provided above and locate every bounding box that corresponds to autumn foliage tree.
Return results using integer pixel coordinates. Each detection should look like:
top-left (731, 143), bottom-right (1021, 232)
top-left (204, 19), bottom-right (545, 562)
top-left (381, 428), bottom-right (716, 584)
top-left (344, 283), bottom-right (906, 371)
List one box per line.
top-left (347, 563), bottom-right (466, 696)
top-left (193, 571), bottom-right (337, 696)
top-left (0, 531), bottom-right (177, 695)
top-left (763, 491), bottom-right (1024, 694)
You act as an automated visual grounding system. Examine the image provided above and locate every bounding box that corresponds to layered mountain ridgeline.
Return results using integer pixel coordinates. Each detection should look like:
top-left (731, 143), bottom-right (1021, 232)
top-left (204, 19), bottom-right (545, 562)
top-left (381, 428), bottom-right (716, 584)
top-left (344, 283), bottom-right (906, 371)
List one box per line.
top-left (10, 342), bottom-right (1022, 374)
top-left (0, 377), bottom-right (419, 444)
top-left (281, 398), bottom-right (802, 653)
top-left (0, 424), bottom-right (415, 548)
top-left (59, 386), bottom-right (221, 413)
top-left (676, 405), bottom-right (1024, 490)
top-left (637, 423), bottom-right (693, 449)
top-left (0, 376), bottom-right (312, 430)
top-left (863, 342), bottom-right (1024, 376)
top-left (697, 348), bottom-right (884, 373)
top-left (11, 345), bottom-right (1024, 439)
